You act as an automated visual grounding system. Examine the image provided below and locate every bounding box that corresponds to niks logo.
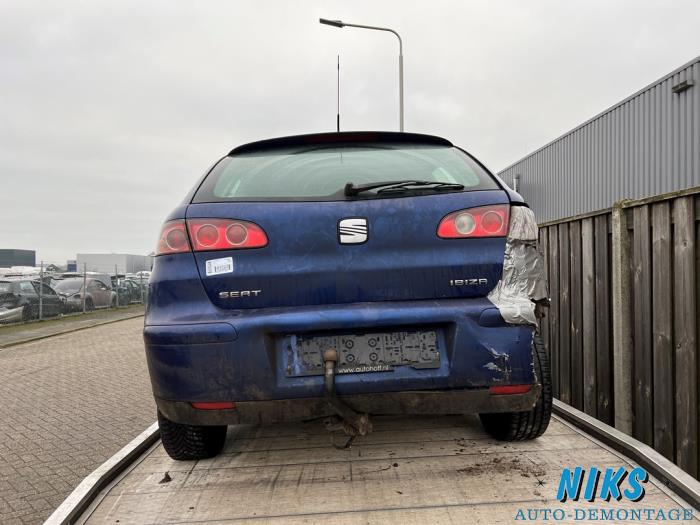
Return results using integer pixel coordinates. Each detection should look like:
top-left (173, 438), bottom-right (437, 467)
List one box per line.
top-left (514, 466), bottom-right (694, 522)
top-left (556, 466), bottom-right (648, 502)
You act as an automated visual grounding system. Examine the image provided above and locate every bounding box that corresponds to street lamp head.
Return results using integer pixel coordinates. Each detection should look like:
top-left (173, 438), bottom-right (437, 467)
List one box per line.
top-left (317, 16), bottom-right (404, 131)
top-left (319, 18), bottom-right (345, 28)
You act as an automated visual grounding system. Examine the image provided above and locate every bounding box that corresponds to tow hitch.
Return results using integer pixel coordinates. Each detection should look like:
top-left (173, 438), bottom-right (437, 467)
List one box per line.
top-left (322, 348), bottom-right (373, 442)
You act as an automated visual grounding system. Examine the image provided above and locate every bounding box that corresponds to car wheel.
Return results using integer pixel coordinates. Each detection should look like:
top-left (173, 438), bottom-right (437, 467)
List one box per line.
top-left (22, 305), bottom-right (33, 321)
top-left (85, 298), bottom-right (95, 311)
top-left (158, 410), bottom-right (227, 461)
top-left (111, 296), bottom-right (117, 308)
top-left (479, 335), bottom-right (552, 441)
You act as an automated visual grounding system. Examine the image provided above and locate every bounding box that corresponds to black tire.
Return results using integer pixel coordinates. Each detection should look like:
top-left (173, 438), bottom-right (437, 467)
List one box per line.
top-left (85, 298), bottom-right (95, 311)
top-left (479, 335), bottom-right (552, 441)
top-left (22, 304), bottom-right (33, 321)
top-left (111, 296), bottom-right (118, 308)
top-left (158, 410), bottom-right (227, 460)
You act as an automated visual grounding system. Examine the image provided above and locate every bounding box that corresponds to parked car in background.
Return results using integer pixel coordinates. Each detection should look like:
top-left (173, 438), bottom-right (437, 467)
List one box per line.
top-left (35, 274), bottom-right (63, 289)
top-left (135, 270), bottom-right (151, 281)
top-left (119, 279), bottom-right (135, 303)
top-left (0, 279), bottom-right (64, 323)
top-left (111, 277), bottom-right (132, 305)
top-left (123, 279), bottom-right (143, 302)
top-left (55, 277), bottom-right (116, 311)
top-left (127, 277), bottom-right (148, 303)
top-left (47, 276), bottom-right (64, 289)
top-left (61, 271), bottom-right (112, 285)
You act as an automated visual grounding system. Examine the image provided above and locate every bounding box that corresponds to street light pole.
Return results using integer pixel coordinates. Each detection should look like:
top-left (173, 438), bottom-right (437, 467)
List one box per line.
top-left (320, 18), bottom-right (404, 132)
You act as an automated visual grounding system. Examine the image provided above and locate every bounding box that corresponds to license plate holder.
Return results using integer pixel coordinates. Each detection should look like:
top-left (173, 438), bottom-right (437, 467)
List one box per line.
top-left (283, 330), bottom-right (441, 377)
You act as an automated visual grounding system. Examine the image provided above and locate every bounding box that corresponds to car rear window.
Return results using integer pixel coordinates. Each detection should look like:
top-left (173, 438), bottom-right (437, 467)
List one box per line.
top-left (192, 144), bottom-right (499, 202)
top-left (19, 282), bottom-right (36, 294)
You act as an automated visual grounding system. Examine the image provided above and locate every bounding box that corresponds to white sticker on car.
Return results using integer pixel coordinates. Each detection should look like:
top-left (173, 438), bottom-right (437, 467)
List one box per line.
top-left (205, 257), bottom-right (234, 276)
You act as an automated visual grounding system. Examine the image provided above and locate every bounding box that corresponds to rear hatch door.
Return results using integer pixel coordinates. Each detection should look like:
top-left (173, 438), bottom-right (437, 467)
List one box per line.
top-left (186, 134), bottom-right (510, 309)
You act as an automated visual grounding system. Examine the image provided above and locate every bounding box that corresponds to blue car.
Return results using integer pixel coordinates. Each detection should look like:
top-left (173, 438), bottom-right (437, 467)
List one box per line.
top-left (146, 131), bottom-right (551, 460)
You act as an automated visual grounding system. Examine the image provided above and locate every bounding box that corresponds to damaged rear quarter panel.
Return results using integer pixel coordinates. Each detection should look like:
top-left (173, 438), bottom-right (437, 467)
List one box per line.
top-left (463, 325), bottom-right (536, 386)
top-left (487, 206), bottom-right (548, 326)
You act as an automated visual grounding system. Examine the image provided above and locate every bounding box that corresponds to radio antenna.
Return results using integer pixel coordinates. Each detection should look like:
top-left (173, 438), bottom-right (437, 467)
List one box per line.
top-left (336, 54), bottom-right (340, 132)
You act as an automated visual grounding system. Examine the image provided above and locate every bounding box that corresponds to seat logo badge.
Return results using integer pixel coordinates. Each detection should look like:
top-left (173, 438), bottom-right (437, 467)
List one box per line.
top-left (338, 217), bottom-right (368, 244)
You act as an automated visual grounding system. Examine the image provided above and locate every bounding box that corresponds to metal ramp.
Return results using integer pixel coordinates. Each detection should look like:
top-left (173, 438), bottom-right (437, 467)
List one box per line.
top-left (48, 402), bottom-right (700, 524)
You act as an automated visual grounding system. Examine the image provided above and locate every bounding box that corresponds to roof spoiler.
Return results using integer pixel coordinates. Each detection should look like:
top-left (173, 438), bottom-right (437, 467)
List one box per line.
top-left (229, 131), bottom-right (453, 155)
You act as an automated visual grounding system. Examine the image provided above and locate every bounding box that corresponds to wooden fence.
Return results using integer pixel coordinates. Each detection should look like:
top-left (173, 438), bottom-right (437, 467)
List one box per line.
top-left (538, 186), bottom-right (700, 478)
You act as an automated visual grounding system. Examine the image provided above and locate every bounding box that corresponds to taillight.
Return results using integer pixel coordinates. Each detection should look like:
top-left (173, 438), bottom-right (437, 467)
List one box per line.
top-left (156, 220), bottom-right (190, 255)
top-left (437, 205), bottom-right (510, 238)
top-left (191, 401), bottom-right (236, 410)
top-left (187, 218), bottom-right (268, 251)
top-left (155, 218), bottom-right (268, 255)
top-left (489, 385), bottom-right (532, 395)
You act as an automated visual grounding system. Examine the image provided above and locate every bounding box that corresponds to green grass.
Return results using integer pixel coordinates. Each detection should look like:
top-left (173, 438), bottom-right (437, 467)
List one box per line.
top-left (0, 304), bottom-right (145, 336)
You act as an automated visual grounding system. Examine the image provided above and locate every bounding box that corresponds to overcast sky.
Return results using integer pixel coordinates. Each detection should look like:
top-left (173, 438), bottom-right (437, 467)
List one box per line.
top-left (1, 1), bottom-right (698, 264)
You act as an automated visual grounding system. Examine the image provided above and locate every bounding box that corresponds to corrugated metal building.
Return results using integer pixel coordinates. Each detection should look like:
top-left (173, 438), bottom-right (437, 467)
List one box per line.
top-left (0, 249), bottom-right (36, 267)
top-left (499, 56), bottom-right (699, 223)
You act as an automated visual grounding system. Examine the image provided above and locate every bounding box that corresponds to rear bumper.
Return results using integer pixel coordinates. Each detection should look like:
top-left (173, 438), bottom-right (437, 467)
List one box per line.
top-left (156, 385), bottom-right (541, 426)
top-left (144, 296), bottom-right (536, 414)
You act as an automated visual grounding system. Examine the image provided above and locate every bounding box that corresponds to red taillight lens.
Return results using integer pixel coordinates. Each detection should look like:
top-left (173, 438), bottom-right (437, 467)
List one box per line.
top-left (437, 205), bottom-right (510, 238)
top-left (156, 220), bottom-right (190, 255)
top-left (187, 218), bottom-right (268, 251)
top-left (489, 385), bottom-right (532, 395)
top-left (191, 401), bottom-right (236, 410)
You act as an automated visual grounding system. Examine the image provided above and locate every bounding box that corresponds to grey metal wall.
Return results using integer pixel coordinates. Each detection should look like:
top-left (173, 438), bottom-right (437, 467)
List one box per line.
top-left (77, 253), bottom-right (152, 274)
top-left (499, 56), bottom-right (700, 223)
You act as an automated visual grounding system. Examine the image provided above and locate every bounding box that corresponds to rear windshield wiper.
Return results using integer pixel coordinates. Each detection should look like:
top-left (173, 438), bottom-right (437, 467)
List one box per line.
top-left (344, 180), bottom-right (465, 196)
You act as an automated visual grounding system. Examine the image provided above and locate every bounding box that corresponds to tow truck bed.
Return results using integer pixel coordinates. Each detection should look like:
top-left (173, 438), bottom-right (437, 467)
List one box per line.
top-left (56, 402), bottom-right (699, 524)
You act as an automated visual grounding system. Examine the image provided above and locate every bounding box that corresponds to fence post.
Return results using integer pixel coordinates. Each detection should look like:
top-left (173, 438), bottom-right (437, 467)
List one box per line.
top-left (38, 260), bottom-right (44, 321)
top-left (115, 265), bottom-right (119, 308)
top-left (611, 201), bottom-right (633, 434)
top-left (672, 196), bottom-right (698, 476)
top-left (82, 263), bottom-right (87, 313)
